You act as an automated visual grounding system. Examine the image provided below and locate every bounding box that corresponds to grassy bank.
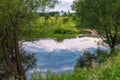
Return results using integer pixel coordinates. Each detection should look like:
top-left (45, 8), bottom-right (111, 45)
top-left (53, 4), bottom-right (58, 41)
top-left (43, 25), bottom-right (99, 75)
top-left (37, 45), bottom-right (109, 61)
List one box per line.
top-left (20, 17), bottom-right (80, 41)
top-left (31, 51), bottom-right (120, 80)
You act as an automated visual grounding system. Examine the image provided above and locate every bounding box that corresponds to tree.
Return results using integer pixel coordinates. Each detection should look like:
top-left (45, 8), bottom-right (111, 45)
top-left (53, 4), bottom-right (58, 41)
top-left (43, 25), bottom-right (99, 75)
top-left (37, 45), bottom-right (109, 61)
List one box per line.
top-left (72, 0), bottom-right (120, 51)
top-left (0, 0), bottom-right (44, 79)
top-left (37, 0), bottom-right (59, 26)
top-left (38, 0), bottom-right (60, 13)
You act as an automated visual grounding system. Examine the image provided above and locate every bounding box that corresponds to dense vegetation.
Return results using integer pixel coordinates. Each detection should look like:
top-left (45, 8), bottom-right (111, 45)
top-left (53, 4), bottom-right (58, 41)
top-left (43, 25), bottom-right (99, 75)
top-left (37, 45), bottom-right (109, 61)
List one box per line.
top-left (0, 0), bottom-right (120, 80)
top-left (72, 0), bottom-right (120, 51)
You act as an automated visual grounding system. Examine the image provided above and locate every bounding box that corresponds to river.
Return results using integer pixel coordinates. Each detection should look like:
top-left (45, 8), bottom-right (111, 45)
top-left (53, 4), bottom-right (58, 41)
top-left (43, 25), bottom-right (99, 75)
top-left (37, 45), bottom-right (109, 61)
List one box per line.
top-left (21, 37), bottom-right (109, 79)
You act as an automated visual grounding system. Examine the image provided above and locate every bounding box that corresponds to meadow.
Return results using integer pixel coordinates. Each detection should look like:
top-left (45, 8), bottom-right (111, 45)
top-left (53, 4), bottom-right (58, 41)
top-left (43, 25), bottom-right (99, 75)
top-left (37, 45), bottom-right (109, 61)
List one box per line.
top-left (20, 16), bottom-right (80, 41)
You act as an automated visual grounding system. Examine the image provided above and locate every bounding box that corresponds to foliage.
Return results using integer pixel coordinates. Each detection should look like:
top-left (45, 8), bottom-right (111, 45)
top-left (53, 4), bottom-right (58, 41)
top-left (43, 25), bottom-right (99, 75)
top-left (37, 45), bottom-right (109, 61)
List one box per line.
top-left (38, 0), bottom-right (59, 13)
top-left (45, 14), bottom-right (50, 21)
top-left (72, 0), bottom-right (120, 51)
top-left (20, 49), bottom-right (37, 72)
top-left (76, 51), bottom-right (95, 68)
top-left (39, 11), bottom-right (59, 17)
top-left (0, 0), bottom-right (40, 79)
top-left (76, 50), bottom-right (110, 68)
top-left (63, 17), bottom-right (69, 24)
top-left (54, 27), bottom-right (75, 34)
top-left (0, 0), bottom-right (59, 79)
top-left (96, 49), bottom-right (110, 64)
top-left (55, 13), bottom-right (59, 20)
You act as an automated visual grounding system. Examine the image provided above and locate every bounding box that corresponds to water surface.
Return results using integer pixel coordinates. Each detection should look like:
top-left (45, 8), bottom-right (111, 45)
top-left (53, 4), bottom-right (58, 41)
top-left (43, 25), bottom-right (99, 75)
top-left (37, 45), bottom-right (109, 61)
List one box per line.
top-left (22, 37), bottom-right (109, 78)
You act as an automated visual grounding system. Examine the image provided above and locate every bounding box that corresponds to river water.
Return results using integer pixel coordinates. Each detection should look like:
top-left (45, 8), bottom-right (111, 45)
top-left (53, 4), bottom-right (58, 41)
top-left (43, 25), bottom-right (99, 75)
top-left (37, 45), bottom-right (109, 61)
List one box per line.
top-left (21, 37), bottom-right (109, 79)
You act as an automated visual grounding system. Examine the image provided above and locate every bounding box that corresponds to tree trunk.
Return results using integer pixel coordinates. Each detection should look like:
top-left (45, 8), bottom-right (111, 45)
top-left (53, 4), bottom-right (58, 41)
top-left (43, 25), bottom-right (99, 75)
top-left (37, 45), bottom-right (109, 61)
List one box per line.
top-left (13, 26), bottom-right (26, 80)
top-left (1, 37), bottom-right (18, 77)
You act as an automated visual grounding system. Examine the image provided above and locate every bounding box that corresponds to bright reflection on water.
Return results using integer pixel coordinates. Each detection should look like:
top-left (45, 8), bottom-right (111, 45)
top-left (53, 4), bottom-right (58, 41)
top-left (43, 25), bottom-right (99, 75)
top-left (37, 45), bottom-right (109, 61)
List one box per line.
top-left (22, 37), bottom-right (109, 78)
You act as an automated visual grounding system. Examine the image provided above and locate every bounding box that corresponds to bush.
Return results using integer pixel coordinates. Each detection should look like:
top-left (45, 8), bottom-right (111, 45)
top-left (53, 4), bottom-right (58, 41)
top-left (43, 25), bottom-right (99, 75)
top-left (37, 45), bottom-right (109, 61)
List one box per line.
top-left (76, 50), bottom-right (110, 68)
top-left (63, 17), bottom-right (69, 24)
top-left (54, 27), bottom-right (75, 35)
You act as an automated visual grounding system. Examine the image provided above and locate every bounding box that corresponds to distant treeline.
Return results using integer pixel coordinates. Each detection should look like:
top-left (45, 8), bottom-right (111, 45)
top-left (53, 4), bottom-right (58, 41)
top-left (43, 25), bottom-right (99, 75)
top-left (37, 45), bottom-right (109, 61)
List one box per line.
top-left (38, 12), bottom-right (59, 17)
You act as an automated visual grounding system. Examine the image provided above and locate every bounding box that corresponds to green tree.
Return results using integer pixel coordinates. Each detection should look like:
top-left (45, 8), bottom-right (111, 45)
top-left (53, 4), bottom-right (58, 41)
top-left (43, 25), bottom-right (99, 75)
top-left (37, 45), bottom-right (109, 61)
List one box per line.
top-left (37, 0), bottom-right (59, 26)
top-left (72, 0), bottom-right (120, 51)
top-left (55, 13), bottom-right (59, 20)
top-left (38, 0), bottom-right (59, 13)
top-left (0, 0), bottom-right (39, 79)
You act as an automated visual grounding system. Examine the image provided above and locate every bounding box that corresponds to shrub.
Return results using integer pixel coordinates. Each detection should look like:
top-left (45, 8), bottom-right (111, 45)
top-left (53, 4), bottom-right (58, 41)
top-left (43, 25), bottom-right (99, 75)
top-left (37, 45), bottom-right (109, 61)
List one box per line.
top-left (63, 17), bottom-right (69, 24)
top-left (54, 27), bottom-right (75, 35)
top-left (76, 50), bottom-right (110, 68)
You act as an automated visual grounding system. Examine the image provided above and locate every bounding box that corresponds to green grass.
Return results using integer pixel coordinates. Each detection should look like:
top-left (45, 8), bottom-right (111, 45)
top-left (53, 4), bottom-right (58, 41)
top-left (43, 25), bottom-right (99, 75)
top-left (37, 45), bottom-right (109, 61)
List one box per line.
top-left (31, 51), bottom-right (120, 80)
top-left (19, 17), bottom-right (80, 41)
